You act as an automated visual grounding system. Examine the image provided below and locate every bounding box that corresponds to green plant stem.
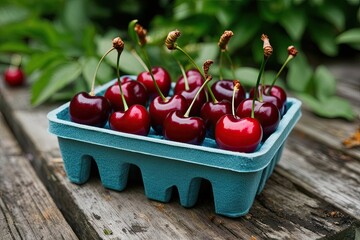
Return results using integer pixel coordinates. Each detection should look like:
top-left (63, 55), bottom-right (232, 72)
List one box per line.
top-left (90, 47), bottom-right (114, 96)
top-left (251, 57), bottom-right (268, 118)
top-left (224, 50), bottom-right (236, 80)
top-left (130, 49), bottom-right (149, 72)
top-left (184, 76), bottom-right (212, 117)
top-left (175, 45), bottom-right (218, 103)
top-left (219, 51), bottom-right (224, 81)
top-left (116, 52), bottom-right (128, 111)
top-left (267, 55), bottom-right (293, 94)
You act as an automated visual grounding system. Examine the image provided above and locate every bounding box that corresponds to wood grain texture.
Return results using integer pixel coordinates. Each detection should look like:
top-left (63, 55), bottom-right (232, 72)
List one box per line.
top-left (0, 63), bottom-right (359, 239)
top-left (0, 114), bottom-right (78, 240)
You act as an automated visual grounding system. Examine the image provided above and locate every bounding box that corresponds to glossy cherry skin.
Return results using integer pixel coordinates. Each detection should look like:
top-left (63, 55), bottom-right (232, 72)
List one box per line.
top-left (178, 86), bottom-right (207, 116)
top-left (3, 68), bottom-right (25, 87)
top-left (249, 86), bottom-right (285, 115)
top-left (211, 80), bottom-right (246, 109)
top-left (109, 105), bottom-right (150, 136)
top-left (69, 92), bottom-right (111, 127)
top-left (137, 66), bottom-right (172, 99)
top-left (149, 94), bottom-right (188, 134)
top-left (174, 69), bottom-right (204, 94)
top-left (264, 85), bottom-right (287, 111)
top-left (163, 111), bottom-right (206, 145)
top-left (104, 80), bottom-right (148, 112)
top-left (236, 98), bottom-right (280, 140)
top-left (215, 115), bottom-right (263, 153)
top-left (200, 100), bottom-right (232, 137)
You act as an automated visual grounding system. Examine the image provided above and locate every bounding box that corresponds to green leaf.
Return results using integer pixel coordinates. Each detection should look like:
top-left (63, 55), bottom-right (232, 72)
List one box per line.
top-left (286, 55), bottom-right (313, 92)
top-left (0, 5), bottom-right (29, 26)
top-left (336, 28), bottom-right (360, 44)
top-left (62, 0), bottom-right (89, 34)
top-left (309, 23), bottom-right (338, 56)
top-left (24, 51), bottom-right (65, 75)
top-left (31, 61), bottom-right (82, 106)
top-left (318, 4), bottom-right (345, 31)
top-left (80, 56), bottom-right (114, 89)
top-left (194, 43), bottom-right (219, 68)
top-left (313, 65), bottom-right (336, 101)
top-left (235, 67), bottom-right (259, 88)
top-left (298, 93), bottom-right (356, 121)
top-left (0, 42), bottom-right (35, 54)
top-left (230, 14), bottom-right (261, 49)
top-left (280, 9), bottom-right (306, 41)
top-left (128, 19), bottom-right (140, 46)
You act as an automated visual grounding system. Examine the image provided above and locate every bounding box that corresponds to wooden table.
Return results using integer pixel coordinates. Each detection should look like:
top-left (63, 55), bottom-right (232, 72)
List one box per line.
top-left (0, 62), bottom-right (359, 239)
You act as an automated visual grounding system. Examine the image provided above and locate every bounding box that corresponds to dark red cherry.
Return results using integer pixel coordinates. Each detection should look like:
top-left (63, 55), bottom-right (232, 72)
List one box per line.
top-left (3, 67), bottom-right (25, 87)
top-left (174, 69), bottom-right (204, 94)
top-left (149, 94), bottom-right (188, 134)
top-left (211, 80), bottom-right (246, 109)
top-left (264, 85), bottom-right (287, 110)
top-left (178, 86), bottom-right (207, 116)
top-left (215, 115), bottom-right (263, 153)
top-left (200, 100), bottom-right (232, 137)
top-left (163, 111), bottom-right (206, 145)
top-left (249, 86), bottom-right (285, 115)
top-left (109, 104), bottom-right (150, 136)
top-left (69, 92), bottom-right (111, 127)
top-left (236, 98), bottom-right (280, 140)
top-left (104, 80), bottom-right (148, 112)
top-left (137, 66), bottom-right (171, 99)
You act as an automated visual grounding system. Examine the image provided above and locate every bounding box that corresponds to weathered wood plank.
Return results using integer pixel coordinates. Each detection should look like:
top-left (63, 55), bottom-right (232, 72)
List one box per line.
top-left (0, 114), bottom-right (79, 240)
top-left (1, 73), bottom-right (358, 239)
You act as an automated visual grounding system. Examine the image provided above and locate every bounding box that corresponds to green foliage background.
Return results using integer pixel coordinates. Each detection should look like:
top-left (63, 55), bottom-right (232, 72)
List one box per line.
top-left (0, 0), bottom-right (359, 120)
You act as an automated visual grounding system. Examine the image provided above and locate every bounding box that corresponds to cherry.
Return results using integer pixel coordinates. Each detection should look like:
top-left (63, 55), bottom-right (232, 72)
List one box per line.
top-left (173, 69), bottom-right (204, 94)
top-left (3, 54), bottom-right (25, 87)
top-left (3, 68), bottom-right (25, 87)
top-left (149, 94), bottom-right (188, 134)
top-left (137, 66), bottom-right (171, 99)
top-left (163, 110), bottom-right (205, 144)
top-left (200, 100), bottom-right (231, 137)
top-left (163, 60), bottom-right (213, 145)
top-left (104, 80), bottom-right (148, 112)
top-left (215, 81), bottom-right (262, 152)
top-left (215, 116), bottom-right (262, 152)
top-left (236, 98), bottom-right (280, 140)
top-left (249, 86), bottom-right (285, 115)
top-left (69, 92), bottom-right (111, 127)
top-left (211, 79), bottom-right (246, 109)
top-left (109, 105), bottom-right (150, 135)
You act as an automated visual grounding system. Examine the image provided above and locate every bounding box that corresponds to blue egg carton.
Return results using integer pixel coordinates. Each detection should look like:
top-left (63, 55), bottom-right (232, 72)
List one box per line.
top-left (47, 77), bottom-right (301, 218)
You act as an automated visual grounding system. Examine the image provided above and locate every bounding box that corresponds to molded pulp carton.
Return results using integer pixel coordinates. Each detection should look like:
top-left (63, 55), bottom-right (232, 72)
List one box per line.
top-left (47, 77), bottom-right (302, 217)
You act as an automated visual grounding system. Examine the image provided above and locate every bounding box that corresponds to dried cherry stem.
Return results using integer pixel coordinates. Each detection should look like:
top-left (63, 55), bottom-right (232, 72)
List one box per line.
top-left (90, 47), bottom-right (115, 96)
top-left (232, 80), bottom-right (240, 117)
top-left (218, 30), bottom-right (235, 80)
top-left (267, 45), bottom-right (298, 94)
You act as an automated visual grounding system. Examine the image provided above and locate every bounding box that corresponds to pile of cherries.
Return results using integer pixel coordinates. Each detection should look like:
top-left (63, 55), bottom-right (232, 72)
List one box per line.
top-left (69, 22), bottom-right (297, 153)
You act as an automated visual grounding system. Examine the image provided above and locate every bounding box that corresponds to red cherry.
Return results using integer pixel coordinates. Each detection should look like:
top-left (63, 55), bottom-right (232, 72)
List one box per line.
top-left (264, 85), bottom-right (287, 110)
top-left (174, 69), bottom-right (204, 94)
top-left (236, 98), bottom-right (280, 140)
top-left (109, 104), bottom-right (150, 136)
top-left (69, 92), bottom-right (111, 127)
top-left (200, 100), bottom-right (232, 137)
top-left (249, 86), bottom-right (285, 115)
top-left (104, 80), bottom-right (148, 112)
top-left (163, 111), bottom-right (206, 145)
top-left (178, 86), bottom-right (207, 116)
top-left (137, 66), bottom-right (171, 99)
top-left (215, 115), bottom-right (263, 153)
top-left (3, 68), bottom-right (25, 87)
top-left (211, 80), bottom-right (246, 109)
top-left (149, 94), bottom-right (188, 134)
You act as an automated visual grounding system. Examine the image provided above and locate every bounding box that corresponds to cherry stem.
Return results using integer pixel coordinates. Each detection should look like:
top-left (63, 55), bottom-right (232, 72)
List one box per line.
top-left (90, 47), bottom-right (115, 96)
top-left (140, 46), bottom-right (167, 101)
top-left (175, 45), bottom-right (218, 103)
top-left (267, 55), bottom-right (294, 94)
top-left (130, 49), bottom-right (149, 72)
top-left (251, 57), bottom-right (268, 118)
top-left (232, 83), bottom-right (239, 117)
top-left (116, 52), bottom-right (128, 111)
top-left (175, 58), bottom-right (190, 91)
top-left (184, 76), bottom-right (212, 118)
top-left (224, 50), bottom-right (236, 80)
top-left (219, 51), bottom-right (224, 81)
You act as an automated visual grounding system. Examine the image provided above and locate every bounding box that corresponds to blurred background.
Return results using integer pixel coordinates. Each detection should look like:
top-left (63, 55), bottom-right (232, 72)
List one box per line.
top-left (0, 0), bottom-right (359, 120)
